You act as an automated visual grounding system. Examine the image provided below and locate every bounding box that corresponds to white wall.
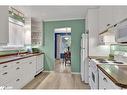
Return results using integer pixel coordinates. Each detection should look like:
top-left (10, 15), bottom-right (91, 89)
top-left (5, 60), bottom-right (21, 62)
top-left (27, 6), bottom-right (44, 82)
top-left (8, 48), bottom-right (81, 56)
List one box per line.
top-left (87, 8), bottom-right (110, 56)
top-left (24, 17), bottom-right (31, 45)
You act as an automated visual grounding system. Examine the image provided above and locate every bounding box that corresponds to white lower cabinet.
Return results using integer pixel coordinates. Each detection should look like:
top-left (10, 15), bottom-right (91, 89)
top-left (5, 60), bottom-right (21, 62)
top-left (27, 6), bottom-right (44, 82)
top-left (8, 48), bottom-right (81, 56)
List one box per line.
top-left (36, 54), bottom-right (44, 75)
top-left (98, 69), bottom-right (121, 89)
top-left (6, 74), bottom-right (25, 89)
top-left (0, 56), bottom-right (37, 89)
top-left (0, 67), bottom-right (15, 86)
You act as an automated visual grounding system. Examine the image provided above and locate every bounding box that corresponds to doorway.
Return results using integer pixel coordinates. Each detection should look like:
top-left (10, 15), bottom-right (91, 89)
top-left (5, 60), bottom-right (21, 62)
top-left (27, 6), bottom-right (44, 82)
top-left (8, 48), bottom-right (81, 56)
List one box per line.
top-left (54, 27), bottom-right (71, 73)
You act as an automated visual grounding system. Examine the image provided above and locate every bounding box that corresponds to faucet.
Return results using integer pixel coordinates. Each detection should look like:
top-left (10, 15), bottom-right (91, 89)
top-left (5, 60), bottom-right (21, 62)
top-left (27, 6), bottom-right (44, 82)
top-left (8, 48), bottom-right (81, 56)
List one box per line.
top-left (17, 49), bottom-right (21, 56)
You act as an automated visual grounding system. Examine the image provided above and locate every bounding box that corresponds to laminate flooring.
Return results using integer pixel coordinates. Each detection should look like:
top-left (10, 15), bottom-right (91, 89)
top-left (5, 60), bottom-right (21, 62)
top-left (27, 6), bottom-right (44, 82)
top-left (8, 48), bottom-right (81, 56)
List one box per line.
top-left (23, 59), bottom-right (90, 89)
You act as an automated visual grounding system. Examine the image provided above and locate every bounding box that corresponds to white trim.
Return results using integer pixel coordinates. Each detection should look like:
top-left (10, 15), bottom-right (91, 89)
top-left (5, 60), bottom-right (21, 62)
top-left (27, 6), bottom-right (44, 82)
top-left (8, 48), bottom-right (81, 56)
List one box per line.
top-left (44, 18), bottom-right (84, 22)
top-left (54, 27), bottom-right (71, 33)
top-left (9, 17), bottom-right (24, 26)
top-left (43, 70), bottom-right (54, 73)
top-left (71, 72), bottom-right (80, 74)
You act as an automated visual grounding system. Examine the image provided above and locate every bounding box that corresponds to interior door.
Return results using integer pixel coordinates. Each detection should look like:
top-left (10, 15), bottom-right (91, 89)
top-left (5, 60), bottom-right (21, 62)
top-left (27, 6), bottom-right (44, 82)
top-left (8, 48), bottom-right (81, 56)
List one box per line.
top-left (56, 35), bottom-right (61, 59)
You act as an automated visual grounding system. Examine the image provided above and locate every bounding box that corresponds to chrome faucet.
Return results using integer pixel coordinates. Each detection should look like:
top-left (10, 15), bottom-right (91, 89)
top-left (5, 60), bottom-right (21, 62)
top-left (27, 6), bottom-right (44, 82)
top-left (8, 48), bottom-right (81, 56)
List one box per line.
top-left (17, 49), bottom-right (21, 56)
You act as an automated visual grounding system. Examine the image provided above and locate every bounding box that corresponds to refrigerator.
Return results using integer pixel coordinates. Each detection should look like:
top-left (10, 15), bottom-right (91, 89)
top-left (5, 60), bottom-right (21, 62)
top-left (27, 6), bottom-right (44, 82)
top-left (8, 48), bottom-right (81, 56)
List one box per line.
top-left (80, 33), bottom-right (89, 83)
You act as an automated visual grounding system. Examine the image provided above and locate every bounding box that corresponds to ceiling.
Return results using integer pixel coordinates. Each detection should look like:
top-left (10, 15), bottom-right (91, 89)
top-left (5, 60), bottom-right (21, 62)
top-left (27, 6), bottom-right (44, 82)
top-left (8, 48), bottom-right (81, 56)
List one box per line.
top-left (13, 6), bottom-right (97, 21)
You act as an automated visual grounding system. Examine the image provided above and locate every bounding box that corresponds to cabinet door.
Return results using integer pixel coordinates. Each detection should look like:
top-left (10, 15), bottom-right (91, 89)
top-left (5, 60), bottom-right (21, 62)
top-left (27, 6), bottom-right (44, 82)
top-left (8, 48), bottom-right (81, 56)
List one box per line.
top-left (99, 69), bottom-right (108, 89)
top-left (5, 74), bottom-right (25, 89)
top-left (21, 57), bottom-right (36, 87)
top-left (99, 69), bottom-right (121, 89)
top-left (99, 6), bottom-right (113, 33)
top-left (9, 22), bottom-right (25, 45)
top-left (0, 65), bottom-right (15, 86)
top-left (15, 24), bottom-right (25, 45)
top-left (36, 54), bottom-right (44, 73)
top-left (9, 22), bottom-right (16, 45)
top-left (87, 9), bottom-right (101, 56)
top-left (0, 6), bottom-right (9, 44)
top-left (113, 6), bottom-right (127, 24)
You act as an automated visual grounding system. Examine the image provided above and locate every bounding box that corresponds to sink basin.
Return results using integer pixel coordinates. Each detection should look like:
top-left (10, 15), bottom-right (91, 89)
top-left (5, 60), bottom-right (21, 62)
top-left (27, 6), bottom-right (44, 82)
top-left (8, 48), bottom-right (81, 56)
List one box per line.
top-left (16, 53), bottom-right (33, 57)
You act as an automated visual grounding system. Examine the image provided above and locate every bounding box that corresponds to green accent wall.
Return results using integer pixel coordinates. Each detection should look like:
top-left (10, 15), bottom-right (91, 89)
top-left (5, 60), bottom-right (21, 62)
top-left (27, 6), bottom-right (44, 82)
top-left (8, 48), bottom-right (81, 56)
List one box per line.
top-left (42, 19), bottom-right (85, 72)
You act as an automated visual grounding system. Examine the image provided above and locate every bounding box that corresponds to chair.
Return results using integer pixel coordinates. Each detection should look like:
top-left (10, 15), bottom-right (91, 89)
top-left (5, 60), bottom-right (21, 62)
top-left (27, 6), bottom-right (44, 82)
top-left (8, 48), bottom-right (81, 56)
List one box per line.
top-left (64, 51), bottom-right (71, 66)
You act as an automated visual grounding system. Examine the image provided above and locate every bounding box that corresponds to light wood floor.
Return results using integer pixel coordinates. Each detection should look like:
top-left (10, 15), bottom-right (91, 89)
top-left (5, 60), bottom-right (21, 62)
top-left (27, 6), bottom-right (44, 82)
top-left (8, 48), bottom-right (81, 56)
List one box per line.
top-left (23, 59), bottom-right (90, 89)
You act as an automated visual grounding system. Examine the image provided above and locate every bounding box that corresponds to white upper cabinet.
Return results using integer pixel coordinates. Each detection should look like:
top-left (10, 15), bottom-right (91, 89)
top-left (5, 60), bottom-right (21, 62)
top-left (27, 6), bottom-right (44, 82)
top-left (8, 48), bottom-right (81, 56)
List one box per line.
top-left (99, 6), bottom-right (113, 33)
top-left (31, 18), bottom-right (43, 46)
top-left (113, 6), bottom-right (127, 24)
top-left (0, 6), bottom-right (9, 45)
top-left (9, 22), bottom-right (25, 46)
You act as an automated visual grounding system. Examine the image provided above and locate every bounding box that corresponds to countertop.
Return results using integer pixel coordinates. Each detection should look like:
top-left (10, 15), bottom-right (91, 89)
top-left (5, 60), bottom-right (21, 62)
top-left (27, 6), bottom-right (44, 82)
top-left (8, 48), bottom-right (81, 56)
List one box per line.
top-left (97, 64), bottom-right (127, 88)
top-left (0, 52), bottom-right (44, 64)
top-left (88, 56), bottom-right (108, 59)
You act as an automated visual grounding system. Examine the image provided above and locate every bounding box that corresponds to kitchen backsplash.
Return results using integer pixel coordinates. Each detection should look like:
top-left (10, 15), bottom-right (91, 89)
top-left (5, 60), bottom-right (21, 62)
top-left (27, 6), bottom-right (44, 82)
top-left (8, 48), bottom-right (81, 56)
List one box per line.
top-left (0, 50), bottom-right (26, 56)
top-left (0, 44), bottom-right (43, 56)
top-left (110, 44), bottom-right (127, 54)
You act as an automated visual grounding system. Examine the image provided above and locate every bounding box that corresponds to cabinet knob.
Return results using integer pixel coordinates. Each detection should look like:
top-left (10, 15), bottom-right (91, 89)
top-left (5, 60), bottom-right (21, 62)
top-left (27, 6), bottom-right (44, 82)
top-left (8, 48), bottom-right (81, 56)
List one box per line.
top-left (16, 79), bottom-right (20, 82)
top-left (2, 65), bottom-right (7, 68)
top-left (2, 72), bottom-right (8, 75)
top-left (107, 24), bottom-right (110, 26)
top-left (114, 24), bottom-right (117, 27)
top-left (16, 62), bottom-right (20, 64)
top-left (103, 77), bottom-right (107, 82)
top-left (16, 67), bottom-right (20, 70)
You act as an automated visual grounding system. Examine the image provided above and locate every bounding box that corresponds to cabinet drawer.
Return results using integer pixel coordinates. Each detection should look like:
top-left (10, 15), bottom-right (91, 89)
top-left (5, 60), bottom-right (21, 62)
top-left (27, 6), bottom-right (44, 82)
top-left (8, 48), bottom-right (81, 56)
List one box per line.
top-left (0, 62), bottom-right (13, 72)
top-left (0, 68), bottom-right (15, 86)
top-left (13, 60), bottom-right (25, 67)
top-left (5, 75), bottom-right (25, 89)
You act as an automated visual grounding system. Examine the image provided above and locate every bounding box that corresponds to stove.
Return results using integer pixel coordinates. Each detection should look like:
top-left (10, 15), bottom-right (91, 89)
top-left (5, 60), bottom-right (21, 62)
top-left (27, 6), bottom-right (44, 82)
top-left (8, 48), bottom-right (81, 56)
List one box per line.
top-left (95, 58), bottom-right (124, 64)
top-left (95, 58), bottom-right (107, 63)
top-left (89, 53), bottom-right (127, 89)
top-left (113, 61), bottom-right (124, 64)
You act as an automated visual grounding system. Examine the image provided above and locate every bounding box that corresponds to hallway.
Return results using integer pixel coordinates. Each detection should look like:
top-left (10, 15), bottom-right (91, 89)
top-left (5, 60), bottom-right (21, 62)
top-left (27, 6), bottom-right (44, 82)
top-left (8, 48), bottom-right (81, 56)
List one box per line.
top-left (23, 60), bottom-right (90, 89)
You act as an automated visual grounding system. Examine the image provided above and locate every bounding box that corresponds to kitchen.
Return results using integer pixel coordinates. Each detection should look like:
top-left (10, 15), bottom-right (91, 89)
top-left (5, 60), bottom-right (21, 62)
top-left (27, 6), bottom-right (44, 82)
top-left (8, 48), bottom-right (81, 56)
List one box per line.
top-left (0, 5), bottom-right (127, 90)
top-left (86, 6), bottom-right (127, 89)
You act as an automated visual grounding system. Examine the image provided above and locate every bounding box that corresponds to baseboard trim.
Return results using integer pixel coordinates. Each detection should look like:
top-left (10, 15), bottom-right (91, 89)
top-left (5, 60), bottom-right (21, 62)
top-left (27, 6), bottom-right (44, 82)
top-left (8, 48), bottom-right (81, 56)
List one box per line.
top-left (71, 72), bottom-right (80, 74)
top-left (43, 70), bottom-right (54, 73)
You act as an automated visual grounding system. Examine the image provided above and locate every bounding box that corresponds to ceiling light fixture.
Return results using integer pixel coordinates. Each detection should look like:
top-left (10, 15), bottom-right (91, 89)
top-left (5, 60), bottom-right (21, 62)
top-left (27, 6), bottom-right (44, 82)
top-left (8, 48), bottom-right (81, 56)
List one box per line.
top-left (64, 28), bottom-right (69, 40)
top-left (64, 37), bottom-right (69, 40)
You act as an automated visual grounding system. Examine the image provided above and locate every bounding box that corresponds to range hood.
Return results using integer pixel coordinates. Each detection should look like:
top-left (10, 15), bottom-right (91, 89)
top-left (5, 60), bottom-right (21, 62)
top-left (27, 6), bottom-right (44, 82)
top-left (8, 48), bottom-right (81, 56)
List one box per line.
top-left (99, 26), bottom-right (117, 45)
top-left (99, 18), bottom-right (127, 44)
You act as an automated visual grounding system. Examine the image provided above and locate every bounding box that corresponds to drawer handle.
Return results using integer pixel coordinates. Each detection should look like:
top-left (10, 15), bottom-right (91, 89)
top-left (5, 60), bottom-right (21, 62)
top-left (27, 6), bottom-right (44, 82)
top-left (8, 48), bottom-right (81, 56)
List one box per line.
top-left (107, 24), bottom-right (110, 26)
top-left (29, 62), bottom-right (32, 64)
top-left (16, 79), bottom-right (20, 82)
top-left (16, 62), bottom-right (20, 64)
top-left (16, 67), bottom-right (20, 70)
top-left (2, 72), bottom-right (8, 75)
top-left (2, 65), bottom-right (7, 68)
top-left (103, 77), bottom-right (107, 82)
